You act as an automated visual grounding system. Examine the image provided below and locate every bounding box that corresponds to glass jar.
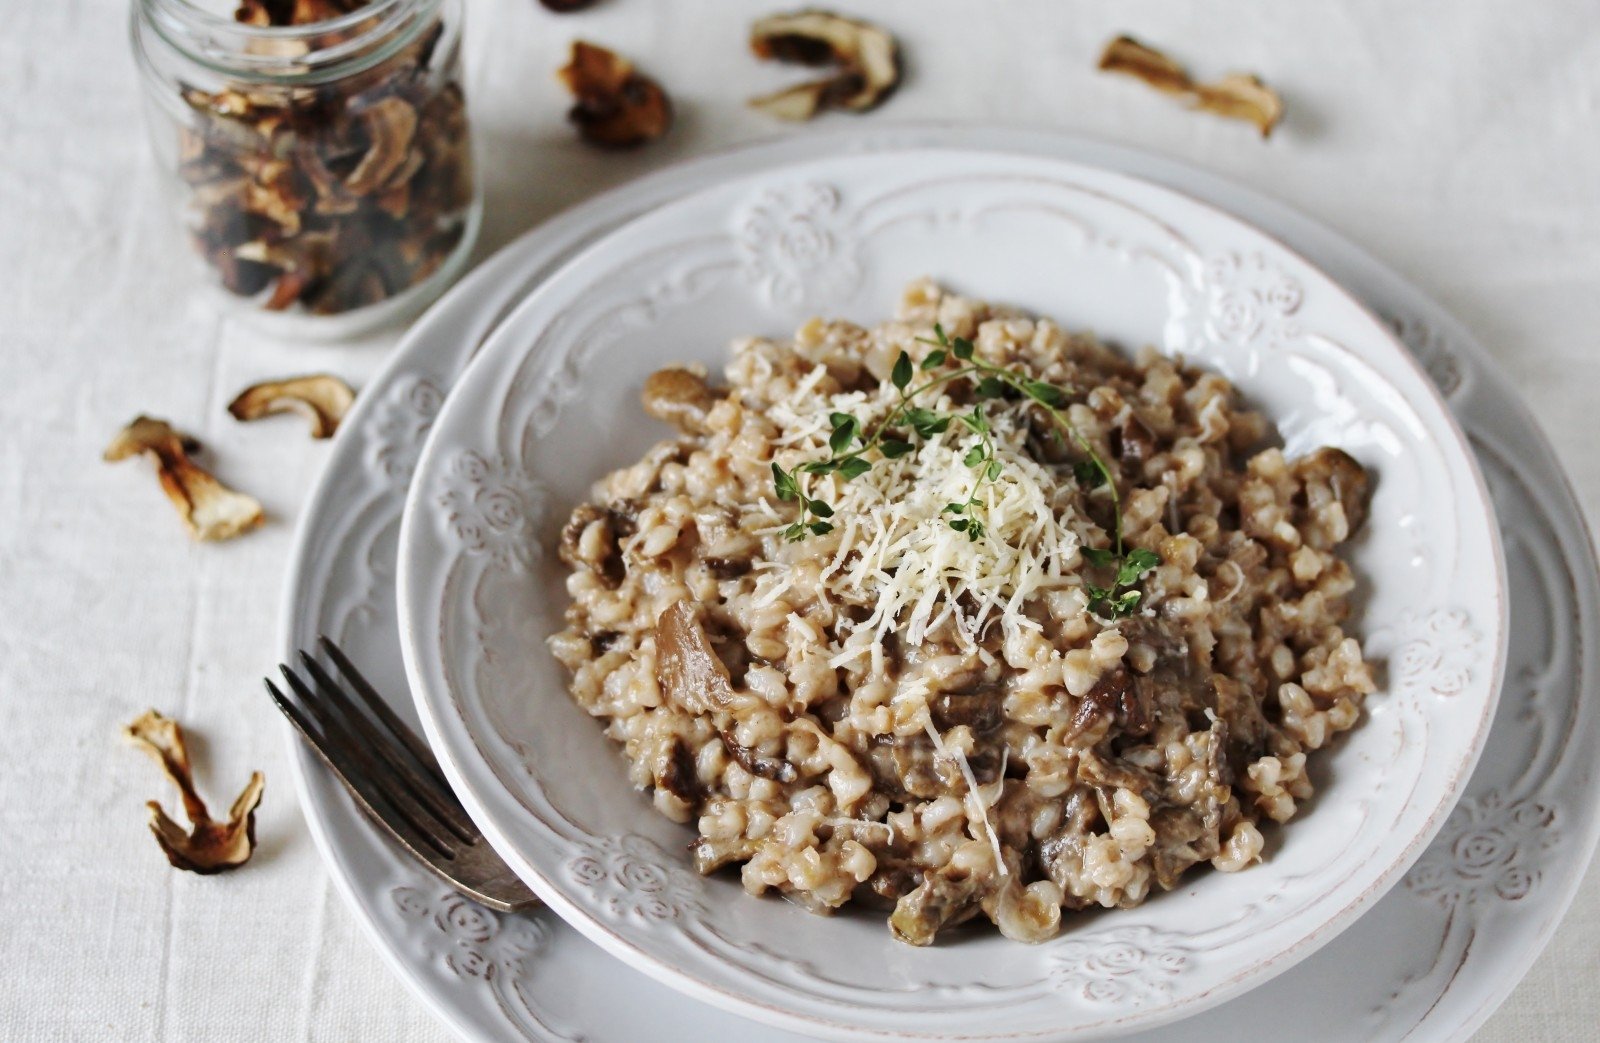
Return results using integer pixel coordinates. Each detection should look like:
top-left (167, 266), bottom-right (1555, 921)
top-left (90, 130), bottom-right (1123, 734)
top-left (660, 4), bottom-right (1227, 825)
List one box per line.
top-left (131, 0), bottom-right (479, 337)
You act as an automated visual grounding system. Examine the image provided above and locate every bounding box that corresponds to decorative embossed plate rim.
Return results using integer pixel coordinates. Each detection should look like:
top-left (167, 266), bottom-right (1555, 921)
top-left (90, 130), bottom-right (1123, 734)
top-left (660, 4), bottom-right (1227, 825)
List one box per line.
top-left (280, 127), bottom-right (1599, 1043)
top-left (394, 148), bottom-right (1508, 1040)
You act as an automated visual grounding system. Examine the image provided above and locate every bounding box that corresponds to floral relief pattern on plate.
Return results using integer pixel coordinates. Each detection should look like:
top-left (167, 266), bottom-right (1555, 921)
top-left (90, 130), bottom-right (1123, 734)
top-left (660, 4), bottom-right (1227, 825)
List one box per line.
top-left (435, 450), bottom-right (547, 572)
top-left (389, 886), bottom-right (579, 1041)
top-left (371, 375), bottom-right (447, 482)
top-left (565, 834), bottom-right (707, 923)
top-left (1405, 794), bottom-right (1558, 907)
top-left (737, 182), bottom-right (862, 310)
top-left (1200, 251), bottom-right (1304, 348)
top-left (1390, 609), bottom-right (1481, 698)
top-left (1049, 926), bottom-right (1192, 1005)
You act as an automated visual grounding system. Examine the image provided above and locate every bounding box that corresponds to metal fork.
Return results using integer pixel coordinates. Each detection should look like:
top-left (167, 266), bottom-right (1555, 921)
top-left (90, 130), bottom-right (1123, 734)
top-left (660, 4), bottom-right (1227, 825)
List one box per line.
top-left (266, 637), bottom-right (539, 912)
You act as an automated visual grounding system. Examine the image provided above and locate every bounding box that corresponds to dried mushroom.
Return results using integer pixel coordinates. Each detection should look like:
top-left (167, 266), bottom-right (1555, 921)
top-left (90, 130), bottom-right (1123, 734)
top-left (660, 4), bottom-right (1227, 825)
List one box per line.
top-left (1098, 36), bottom-right (1284, 138)
top-left (227, 374), bottom-right (356, 438)
top-left (558, 42), bottom-right (673, 149)
top-left (104, 417), bottom-right (265, 541)
top-left (177, 3), bottom-right (474, 315)
top-left (538, 0), bottom-right (597, 11)
top-left (748, 10), bottom-right (900, 121)
top-left (123, 710), bottom-right (265, 874)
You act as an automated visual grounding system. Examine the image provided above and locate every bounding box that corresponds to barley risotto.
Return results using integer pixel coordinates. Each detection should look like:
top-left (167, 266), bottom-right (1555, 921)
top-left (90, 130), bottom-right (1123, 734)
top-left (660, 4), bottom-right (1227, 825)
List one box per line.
top-left (547, 280), bottom-right (1375, 946)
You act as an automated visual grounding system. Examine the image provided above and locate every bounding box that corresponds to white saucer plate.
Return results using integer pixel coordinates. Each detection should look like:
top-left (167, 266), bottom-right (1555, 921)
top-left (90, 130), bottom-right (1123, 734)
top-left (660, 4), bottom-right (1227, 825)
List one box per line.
top-left (280, 127), bottom-right (1598, 1043)
top-left (395, 148), bottom-right (1505, 1041)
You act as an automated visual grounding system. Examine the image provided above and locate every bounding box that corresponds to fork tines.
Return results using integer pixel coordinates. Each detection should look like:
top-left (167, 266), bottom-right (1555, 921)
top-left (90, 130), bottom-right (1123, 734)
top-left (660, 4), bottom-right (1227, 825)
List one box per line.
top-left (267, 637), bottom-right (478, 861)
top-left (268, 637), bottom-right (539, 912)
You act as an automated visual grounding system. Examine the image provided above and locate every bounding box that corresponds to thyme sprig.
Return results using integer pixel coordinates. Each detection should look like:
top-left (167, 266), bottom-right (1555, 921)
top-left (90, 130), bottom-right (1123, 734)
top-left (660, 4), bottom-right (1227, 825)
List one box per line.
top-left (769, 323), bottom-right (1160, 617)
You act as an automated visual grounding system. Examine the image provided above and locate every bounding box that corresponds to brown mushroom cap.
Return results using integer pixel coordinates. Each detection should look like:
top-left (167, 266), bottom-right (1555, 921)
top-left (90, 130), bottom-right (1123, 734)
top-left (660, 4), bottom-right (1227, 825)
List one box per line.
top-left (104, 416), bottom-right (265, 541)
top-left (558, 41), bottom-right (673, 149)
top-left (748, 10), bottom-right (901, 120)
top-left (123, 710), bottom-right (265, 874)
top-left (227, 374), bottom-right (356, 439)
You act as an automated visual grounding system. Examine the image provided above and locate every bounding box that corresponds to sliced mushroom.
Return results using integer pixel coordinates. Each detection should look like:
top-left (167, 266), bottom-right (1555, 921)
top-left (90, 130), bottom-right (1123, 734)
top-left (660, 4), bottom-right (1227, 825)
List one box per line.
top-left (1097, 35), bottom-right (1284, 138)
top-left (748, 10), bottom-right (901, 121)
top-left (1204, 672), bottom-right (1266, 763)
top-left (1097, 35), bottom-right (1192, 95)
top-left (865, 732), bottom-right (945, 800)
top-left (929, 682), bottom-right (1004, 736)
top-left (655, 600), bottom-right (736, 715)
top-left (104, 417), bottom-right (265, 541)
top-left (1112, 411), bottom-right (1158, 467)
top-left (123, 710), bottom-right (265, 874)
top-left (342, 97), bottom-right (420, 196)
top-left (227, 374), bottom-right (355, 439)
top-left (558, 41), bottom-right (673, 149)
top-left (654, 737), bottom-right (705, 806)
top-left (1068, 668), bottom-right (1153, 741)
top-left (1194, 74), bottom-right (1286, 138)
top-left (889, 867), bottom-right (983, 946)
top-left (718, 727), bottom-right (798, 783)
top-left (641, 367), bottom-right (719, 435)
top-left (1293, 446), bottom-right (1370, 537)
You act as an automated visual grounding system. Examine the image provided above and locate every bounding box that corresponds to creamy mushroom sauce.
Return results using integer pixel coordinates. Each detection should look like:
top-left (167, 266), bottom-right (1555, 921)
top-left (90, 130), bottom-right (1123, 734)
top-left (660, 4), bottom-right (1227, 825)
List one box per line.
top-left (548, 281), bottom-right (1374, 945)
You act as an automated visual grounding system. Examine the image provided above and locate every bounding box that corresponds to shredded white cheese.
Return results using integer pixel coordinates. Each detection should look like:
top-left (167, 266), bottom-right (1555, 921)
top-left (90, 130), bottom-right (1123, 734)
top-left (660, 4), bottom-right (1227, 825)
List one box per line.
top-left (923, 717), bottom-right (1008, 877)
top-left (769, 365), bottom-right (1083, 649)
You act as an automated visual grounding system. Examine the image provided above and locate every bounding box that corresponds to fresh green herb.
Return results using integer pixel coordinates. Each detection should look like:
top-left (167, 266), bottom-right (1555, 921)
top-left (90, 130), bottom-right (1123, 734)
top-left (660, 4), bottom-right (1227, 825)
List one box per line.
top-left (771, 322), bottom-right (1162, 605)
top-left (1083, 544), bottom-right (1160, 620)
top-left (891, 351), bottom-right (913, 390)
top-left (1080, 546), bottom-right (1118, 568)
top-left (1117, 547), bottom-right (1161, 587)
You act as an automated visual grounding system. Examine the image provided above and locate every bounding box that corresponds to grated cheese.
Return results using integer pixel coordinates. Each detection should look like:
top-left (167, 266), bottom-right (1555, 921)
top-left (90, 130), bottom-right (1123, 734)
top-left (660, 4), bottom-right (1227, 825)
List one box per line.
top-left (923, 717), bottom-right (1008, 877)
top-left (769, 365), bottom-right (1084, 650)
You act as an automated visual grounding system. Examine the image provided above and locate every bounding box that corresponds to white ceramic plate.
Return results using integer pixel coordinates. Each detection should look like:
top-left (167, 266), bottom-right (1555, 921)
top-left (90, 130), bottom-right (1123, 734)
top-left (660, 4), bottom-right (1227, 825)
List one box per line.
top-left (393, 148), bottom-right (1506, 1041)
top-left (281, 127), bottom-right (1599, 1043)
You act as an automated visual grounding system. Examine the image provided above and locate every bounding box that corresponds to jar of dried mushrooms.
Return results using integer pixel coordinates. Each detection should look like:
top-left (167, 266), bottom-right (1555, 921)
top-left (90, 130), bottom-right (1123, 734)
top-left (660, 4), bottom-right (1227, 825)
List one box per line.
top-left (132, 0), bottom-right (479, 334)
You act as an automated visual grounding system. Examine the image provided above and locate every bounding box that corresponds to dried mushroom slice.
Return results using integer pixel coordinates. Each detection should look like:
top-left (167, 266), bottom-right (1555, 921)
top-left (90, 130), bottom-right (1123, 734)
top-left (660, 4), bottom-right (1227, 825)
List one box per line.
top-left (1097, 36), bottom-right (1192, 94)
top-left (748, 10), bottom-right (900, 121)
top-left (104, 417), bottom-right (265, 541)
top-left (1193, 73), bottom-right (1285, 138)
top-left (1098, 35), bottom-right (1284, 138)
top-left (123, 710), bottom-right (265, 874)
top-left (342, 97), bottom-right (420, 196)
top-left (227, 374), bottom-right (356, 438)
top-left (538, 0), bottom-right (597, 10)
top-left (558, 41), bottom-right (673, 148)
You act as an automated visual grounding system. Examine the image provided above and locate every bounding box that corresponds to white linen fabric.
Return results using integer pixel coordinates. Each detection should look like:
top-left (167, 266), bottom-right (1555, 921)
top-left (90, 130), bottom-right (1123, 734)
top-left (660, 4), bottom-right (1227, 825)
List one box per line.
top-left (1, 0), bottom-right (1596, 1039)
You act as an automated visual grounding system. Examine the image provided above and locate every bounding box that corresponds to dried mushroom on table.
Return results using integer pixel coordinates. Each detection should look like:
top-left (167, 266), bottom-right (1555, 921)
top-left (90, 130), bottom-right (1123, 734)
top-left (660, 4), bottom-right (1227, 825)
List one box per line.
top-left (104, 416), bottom-right (265, 541)
top-left (123, 710), bottom-right (265, 874)
top-left (558, 41), bottom-right (673, 148)
top-left (748, 10), bottom-right (901, 121)
top-left (1097, 35), bottom-right (1284, 138)
top-left (175, 1), bottom-right (476, 315)
top-left (228, 374), bottom-right (356, 438)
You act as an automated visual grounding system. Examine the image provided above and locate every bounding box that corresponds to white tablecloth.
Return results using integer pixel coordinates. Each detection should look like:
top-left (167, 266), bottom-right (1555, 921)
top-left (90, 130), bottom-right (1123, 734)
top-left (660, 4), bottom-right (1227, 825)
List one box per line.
top-left (5, 0), bottom-right (1598, 1038)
